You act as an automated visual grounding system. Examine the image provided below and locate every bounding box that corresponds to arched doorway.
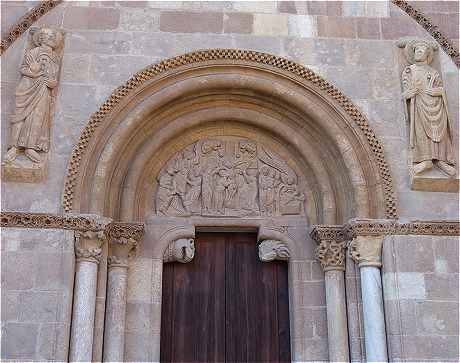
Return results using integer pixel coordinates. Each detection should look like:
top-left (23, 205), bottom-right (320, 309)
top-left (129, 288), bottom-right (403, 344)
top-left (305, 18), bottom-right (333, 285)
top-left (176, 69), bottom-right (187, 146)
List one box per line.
top-left (63, 49), bottom-right (397, 361)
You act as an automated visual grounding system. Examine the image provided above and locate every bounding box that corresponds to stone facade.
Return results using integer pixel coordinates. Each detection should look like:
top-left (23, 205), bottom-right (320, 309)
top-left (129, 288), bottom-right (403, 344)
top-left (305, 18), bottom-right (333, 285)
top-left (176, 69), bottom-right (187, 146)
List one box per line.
top-left (1, 1), bottom-right (458, 362)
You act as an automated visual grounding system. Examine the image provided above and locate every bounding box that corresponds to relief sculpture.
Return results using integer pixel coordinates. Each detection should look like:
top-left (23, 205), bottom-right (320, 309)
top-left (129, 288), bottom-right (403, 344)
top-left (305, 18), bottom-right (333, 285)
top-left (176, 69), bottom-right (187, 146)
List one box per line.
top-left (2, 27), bottom-right (64, 182)
top-left (397, 37), bottom-right (456, 177)
top-left (155, 137), bottom-right (305, 217)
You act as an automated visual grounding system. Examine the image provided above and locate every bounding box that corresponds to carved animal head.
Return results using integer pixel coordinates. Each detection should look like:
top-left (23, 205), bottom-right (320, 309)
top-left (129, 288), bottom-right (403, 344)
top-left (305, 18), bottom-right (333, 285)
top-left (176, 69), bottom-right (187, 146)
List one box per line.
top-left (172, 238), bottom-right (195, 263)
top-left (258, 240), bottom-right (290, 262)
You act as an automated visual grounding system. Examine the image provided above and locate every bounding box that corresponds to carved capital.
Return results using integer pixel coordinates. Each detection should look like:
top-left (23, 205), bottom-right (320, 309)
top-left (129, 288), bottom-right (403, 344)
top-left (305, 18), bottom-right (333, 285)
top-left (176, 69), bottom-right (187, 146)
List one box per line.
top-left (310, 225), bottom-right (345, 271)
top-left (106, 222), bottom-right (144, 264)
top-left (258, 240), bottom-right (290, 262)
top-left (348, 235), bottom-right (384, 268)
top-left (163, 238), bottom-right (195, 263)
top-left (75, 230), bottom-right (106, 264)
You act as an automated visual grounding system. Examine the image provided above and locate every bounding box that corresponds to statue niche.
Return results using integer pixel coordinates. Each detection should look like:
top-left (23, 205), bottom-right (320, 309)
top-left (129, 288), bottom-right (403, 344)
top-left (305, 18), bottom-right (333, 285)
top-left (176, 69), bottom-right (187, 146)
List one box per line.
top-left (155, 137), bottom-right (305, 217)
top-left (397, 37), bottom-right (456, 177)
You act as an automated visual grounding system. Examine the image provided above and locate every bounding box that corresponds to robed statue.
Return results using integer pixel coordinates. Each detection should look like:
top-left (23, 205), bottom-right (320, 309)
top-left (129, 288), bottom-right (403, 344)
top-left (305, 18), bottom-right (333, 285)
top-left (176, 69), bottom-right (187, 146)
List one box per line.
top-left (4, 28), bottom-right (63, 164)
top-left (397, 38), bottom-right (455, 176)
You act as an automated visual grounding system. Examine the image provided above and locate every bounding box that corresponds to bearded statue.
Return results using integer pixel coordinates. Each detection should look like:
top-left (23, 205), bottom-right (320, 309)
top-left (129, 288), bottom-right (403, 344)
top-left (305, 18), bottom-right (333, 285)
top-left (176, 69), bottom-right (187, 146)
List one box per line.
top-left (397, 38), bottom-right (455, 176)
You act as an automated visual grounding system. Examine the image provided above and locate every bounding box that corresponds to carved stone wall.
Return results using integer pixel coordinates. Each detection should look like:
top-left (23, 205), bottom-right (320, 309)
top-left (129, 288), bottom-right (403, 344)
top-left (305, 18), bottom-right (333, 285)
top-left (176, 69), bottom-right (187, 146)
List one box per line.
top-left (155, 137), bottom-right (305, 218)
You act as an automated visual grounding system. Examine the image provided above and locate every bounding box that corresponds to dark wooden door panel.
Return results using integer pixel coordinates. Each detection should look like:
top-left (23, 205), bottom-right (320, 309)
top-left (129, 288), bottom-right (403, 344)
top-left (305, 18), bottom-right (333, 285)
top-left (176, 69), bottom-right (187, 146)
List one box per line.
top-left (160, 232), bottom-right (291, 363)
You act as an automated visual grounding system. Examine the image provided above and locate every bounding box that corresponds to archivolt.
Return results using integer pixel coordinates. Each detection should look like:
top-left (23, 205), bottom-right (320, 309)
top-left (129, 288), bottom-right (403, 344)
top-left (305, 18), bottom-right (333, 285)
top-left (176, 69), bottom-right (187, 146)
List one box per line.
top-left (62, 49), bottom-right (398, 221)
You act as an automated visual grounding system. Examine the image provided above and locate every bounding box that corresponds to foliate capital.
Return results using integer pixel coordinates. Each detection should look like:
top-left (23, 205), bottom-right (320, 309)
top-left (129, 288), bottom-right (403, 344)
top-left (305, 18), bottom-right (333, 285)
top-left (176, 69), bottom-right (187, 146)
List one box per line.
top-left (106, 222), bottom-right (144, 262)
top-left (74, 230), bottom-right (106, 263)
top-left (310, 225), bottom-right (345, 271)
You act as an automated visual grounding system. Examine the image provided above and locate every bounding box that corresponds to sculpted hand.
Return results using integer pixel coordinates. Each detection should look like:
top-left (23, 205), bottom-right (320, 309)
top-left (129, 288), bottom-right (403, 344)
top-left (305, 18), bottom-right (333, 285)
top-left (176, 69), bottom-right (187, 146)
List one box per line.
top-left (46, 79), bottom-right (58, 88)
top-left (402, 88), bottom-right (417, 99)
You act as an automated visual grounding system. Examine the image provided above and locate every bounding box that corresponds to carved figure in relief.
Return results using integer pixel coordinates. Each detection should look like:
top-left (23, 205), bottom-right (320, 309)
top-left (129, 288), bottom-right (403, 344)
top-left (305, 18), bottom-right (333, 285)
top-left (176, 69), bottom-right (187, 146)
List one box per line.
top-left (397, 38), bottom-right (455, 176)
top-left (4, 28), bottom-right (63, 164)
top-left (155, 137), bottom-right (305, 217)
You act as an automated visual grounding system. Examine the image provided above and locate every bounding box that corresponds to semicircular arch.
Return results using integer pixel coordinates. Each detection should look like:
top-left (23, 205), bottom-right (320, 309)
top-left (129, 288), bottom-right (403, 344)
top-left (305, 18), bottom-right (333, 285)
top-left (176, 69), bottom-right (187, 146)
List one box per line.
top-left (62, 49), bottom-right (398, 223)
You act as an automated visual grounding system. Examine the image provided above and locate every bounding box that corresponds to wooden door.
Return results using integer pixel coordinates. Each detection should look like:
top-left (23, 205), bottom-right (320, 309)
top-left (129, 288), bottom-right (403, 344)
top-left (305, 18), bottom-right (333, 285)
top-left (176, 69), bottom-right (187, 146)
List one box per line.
top-left (160, 232), bottom-right (291, 363)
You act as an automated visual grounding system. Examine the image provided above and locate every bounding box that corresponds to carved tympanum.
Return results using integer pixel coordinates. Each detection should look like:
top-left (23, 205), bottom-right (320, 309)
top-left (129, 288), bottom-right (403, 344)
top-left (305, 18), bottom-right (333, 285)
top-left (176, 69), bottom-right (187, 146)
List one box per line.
top-left (163, 238), bottom-right (195, 263)
top-left (397, 38), bottom-right (456, 177)
top-left (3, 27), bottom-right (64, 181)
top-left (155, 137), bottom-right (305, 217)
top-left (258, 240), bottom-right (290, 262)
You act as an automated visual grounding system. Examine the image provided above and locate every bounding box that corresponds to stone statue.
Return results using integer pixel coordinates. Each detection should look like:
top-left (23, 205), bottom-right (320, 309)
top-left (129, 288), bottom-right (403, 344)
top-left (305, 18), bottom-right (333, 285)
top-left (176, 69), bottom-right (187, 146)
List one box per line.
top-left (397, 38), bottom-right (455, 176)
top-left (4, 27), bottom-right (63, 165)
top-left (258, 240), bottom-right (290, 262)
top-left (155, 137), bottom-right (305, 217)
top-left (163, 238), bottom-right (195, 263)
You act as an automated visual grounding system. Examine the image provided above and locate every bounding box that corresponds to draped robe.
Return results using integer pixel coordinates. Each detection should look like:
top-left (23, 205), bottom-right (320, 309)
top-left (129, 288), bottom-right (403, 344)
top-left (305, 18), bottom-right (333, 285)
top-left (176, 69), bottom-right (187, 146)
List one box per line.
top-left (9, 46), bottom-right (59, 152)
top-left (402, 63), bottom-right (454, 164)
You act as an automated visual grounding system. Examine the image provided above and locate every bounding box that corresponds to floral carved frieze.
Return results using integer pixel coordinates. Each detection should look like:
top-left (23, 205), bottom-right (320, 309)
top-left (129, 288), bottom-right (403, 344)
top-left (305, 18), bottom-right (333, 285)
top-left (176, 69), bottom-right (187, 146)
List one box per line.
top-left (258, 240), bottom-right (290, 262)
top-left (2, 27), bottom-right (65, 182)
top-left (163, 238), bottom-right (195, 263)
top-left (155, 137), bottom-right (305, 218)
top-left (0, 211), bottom-right (112, 231)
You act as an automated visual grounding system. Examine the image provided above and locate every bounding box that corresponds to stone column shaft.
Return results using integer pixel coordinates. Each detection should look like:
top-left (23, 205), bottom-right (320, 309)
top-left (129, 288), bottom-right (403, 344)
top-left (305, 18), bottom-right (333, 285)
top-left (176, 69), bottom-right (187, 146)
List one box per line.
top-left (69, 260), bottom-right (99, 362)
top-left (360, 266), bottom-right (388, 362)
top-left (348, 232), bottom-right (389, 362)
top-left (69, 230), bottom-right (106, 362)
top-left (312, 227), bottom-right (350, 362)
top-left (103, 262), bottom-right (129, 362)
top-left (324, 270), bottom-right (350, 362)
top-left (103, 223), bottom-right (144, 362)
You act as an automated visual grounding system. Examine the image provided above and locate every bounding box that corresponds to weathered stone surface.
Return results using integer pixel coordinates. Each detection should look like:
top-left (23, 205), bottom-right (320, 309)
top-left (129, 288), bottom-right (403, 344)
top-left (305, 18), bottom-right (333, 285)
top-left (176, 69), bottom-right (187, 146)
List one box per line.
top-left (2, 323), bottom-right (39, 359)
top-left (394, 236), bottom-right (435, 272)
top-left (63, 6), bottom-right (120, 30)
top-left (434, 237), bottom-right (459, 273)
top-left (402, 335), bottom-right (459, 361)
top-left (223, 12), bottom-right (253, 34)
top-left (417, 301), bottom-right (459, 335)
top-left (425, 273), bottom-right (459, 301)
top-left (383, 272), bottom-right (426, 300)
top-left (253, 13), bottom-right (288, 36)
top-left (292, 307), bottom-right (327, 339)
top-left (5, 252), bottom-right (36, 290)
top-left (317, 16), bottom-right (356, 38)
top-left (287, 15), bottom-right (317, 37)
top-left (160, 11), bottom-right (223, 33)
top-left (119, 7), bottom-right (160, 32)
top-left (64, 31), bottom-right (132, 55)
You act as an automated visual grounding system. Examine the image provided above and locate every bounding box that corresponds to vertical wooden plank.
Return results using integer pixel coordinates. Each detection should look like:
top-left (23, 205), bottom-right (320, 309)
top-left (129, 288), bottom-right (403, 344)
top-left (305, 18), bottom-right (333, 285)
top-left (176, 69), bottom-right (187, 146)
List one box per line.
top-left (160, 262), bottom-right (174, 362)
top-left (277, 262), bottom-right (292, 362)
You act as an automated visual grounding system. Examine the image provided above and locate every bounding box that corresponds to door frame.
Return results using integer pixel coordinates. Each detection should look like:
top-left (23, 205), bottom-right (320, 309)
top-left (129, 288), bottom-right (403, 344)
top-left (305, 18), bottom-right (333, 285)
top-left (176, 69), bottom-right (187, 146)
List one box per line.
top-left (144, 215), bottom-right (317, 362)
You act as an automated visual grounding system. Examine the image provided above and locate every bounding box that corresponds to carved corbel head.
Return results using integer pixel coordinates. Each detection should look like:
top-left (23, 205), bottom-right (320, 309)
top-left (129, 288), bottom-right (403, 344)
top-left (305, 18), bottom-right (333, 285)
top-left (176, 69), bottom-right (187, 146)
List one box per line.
top-left (258, 240), bottom-right (290, 262)
top-left (163, 238), bottom-right (195, 263)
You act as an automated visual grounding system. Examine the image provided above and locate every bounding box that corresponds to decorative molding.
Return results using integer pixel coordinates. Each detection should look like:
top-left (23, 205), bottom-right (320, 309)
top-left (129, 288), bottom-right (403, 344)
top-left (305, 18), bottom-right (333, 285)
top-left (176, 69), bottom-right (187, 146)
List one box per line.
top-left (397, 221), bottom-right (460, 236)
top-left (163, 238), bottom-right (195, 263)
top-left (0, 0), bottom-right (63, 56)
top-left (0, 211), bottom-right (111, 231)
top-left (258, 239), bottom-right (290, 262)
top-left (310, 225), bottom-right (344, 244)
top-left (391, 0), bottom-right (459, 67)
top-left (106, 222), bottom-right (144, 243)
top-left (344, 219), bottom-right (397, 239)
top-left (62, 49), bottom-right (398, 220)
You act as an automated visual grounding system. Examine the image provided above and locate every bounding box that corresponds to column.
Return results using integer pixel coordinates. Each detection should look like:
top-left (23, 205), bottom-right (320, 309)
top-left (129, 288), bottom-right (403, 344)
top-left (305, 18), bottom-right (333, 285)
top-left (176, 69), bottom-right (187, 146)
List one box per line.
top-left (69, 230), bottom-right (106, 362)
top-left (311, 226), bottom-right (350, 363)
top-left (103, 223), bottom-right (144, 362)
top-left (347, 219), bottom-right (393, 362)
